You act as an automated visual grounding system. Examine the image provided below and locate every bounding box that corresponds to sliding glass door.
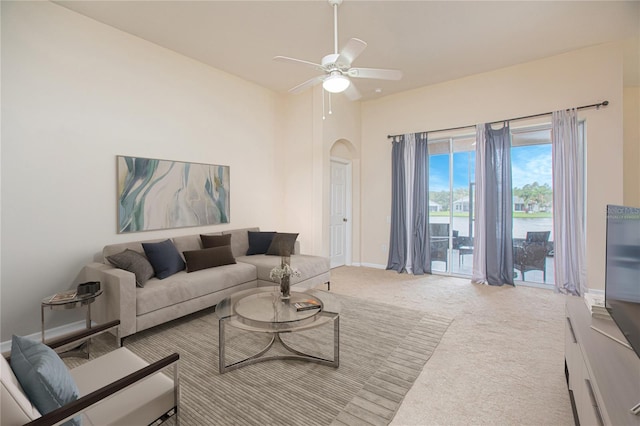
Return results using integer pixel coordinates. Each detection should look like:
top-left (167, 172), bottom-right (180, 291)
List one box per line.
top-left (428, 135), bottom-right (475, 274)
top-left (428, 139), bottom-right (451, 273)
top-left (511, 125), bottom-right (554, 286)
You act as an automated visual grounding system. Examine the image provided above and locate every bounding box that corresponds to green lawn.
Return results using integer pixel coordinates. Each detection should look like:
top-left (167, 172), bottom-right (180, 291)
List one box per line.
top-left (430, 211), bottom-right (552, 219)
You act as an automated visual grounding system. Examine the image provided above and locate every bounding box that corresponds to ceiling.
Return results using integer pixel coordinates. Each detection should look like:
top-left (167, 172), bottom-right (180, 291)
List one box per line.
top-left (55, 1), bottom-right (640, 101)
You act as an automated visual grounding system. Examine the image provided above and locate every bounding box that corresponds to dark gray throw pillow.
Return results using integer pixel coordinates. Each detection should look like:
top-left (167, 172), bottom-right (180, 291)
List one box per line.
top-left (266, 233), bottom-right (299, 256)
top-left (200, 233), bottom-right (232, 248)
top-left (107, 249), bottom-right (155, 287)
top-left (246, 231), bottom-right (276, 255)
top-left (142, 239), bottom-right (185, 279)
top-left (183, 246), bottom-right (236, 272)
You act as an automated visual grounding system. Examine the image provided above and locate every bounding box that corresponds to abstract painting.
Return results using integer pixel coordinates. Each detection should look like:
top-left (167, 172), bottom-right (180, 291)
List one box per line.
top-left (117, 156), bottom-right (230, 233)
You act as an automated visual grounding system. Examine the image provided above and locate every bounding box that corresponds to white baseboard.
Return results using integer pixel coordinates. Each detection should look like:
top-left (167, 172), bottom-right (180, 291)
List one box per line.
top-left (1, 320), bottom-right (88, 354)
top-left (586, 288), bottom-right (605, 296)
top-left (360, 263), bottom-right (386, 269)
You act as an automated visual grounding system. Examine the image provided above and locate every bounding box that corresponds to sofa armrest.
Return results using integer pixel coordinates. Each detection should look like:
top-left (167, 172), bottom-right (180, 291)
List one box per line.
top-left (80, 263), bottom-right (137, 340)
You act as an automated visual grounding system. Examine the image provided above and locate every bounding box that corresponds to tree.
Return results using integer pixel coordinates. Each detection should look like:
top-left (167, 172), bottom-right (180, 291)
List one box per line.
top-left (515, 182), bottom-right (552, 211)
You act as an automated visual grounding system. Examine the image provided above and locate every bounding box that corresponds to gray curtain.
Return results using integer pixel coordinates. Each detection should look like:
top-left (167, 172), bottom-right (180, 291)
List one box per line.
top-left (484, 123), bottom-right (515, 286)
top-left (387, 133), bottom-right (430, 274)
top-left (387, 136), bottom-right (407, 272)
top-left (412, 134), bottom-right (430, 274)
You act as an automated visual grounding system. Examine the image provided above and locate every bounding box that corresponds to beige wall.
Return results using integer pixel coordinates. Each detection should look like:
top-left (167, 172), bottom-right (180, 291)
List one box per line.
top-left (361, 43), bottom-right (625, 291)
top-left (320, 91), bottom-right (361, 263)
top-left (1, 2), bottom-right (634, 341)
top-left (623, 87), bottom-right (640, 207)
top-left (0, 2), bottom-right (285, 339)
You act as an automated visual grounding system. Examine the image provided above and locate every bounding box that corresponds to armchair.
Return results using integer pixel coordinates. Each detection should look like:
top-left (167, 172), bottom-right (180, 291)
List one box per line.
top-left (513, 231), bottom-right (551, 281)
top-left (1, 320), bottom-right (180, 426)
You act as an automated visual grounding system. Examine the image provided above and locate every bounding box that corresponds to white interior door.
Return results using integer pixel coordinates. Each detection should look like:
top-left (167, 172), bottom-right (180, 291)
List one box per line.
top-left (330, 160), bottom-right (349, 268)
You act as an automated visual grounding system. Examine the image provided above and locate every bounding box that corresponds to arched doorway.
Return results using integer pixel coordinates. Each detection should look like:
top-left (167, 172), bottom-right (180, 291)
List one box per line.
top-left (330, 140), bottom-right (356, 268)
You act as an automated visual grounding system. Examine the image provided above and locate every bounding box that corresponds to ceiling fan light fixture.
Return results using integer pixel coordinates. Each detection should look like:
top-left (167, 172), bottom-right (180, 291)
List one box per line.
top-left (323, 73), bottom-right (350, 93)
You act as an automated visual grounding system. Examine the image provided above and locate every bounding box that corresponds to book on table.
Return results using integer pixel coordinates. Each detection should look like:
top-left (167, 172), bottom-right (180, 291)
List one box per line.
top-left (49, 290), bottom-right (77, 303)
top-left (294, 299), bottom-right (321, 311)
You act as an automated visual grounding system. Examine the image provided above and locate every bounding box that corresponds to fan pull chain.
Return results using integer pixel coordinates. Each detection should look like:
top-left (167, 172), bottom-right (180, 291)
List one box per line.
top-left (328, 92), bottom-right (333, 115)
top-left (322, 89), bottom-right (326, 120)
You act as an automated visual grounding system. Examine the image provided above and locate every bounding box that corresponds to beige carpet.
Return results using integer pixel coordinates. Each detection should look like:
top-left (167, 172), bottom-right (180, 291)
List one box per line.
top-left (66, 266), bottom-right (573, 425)
top-left (65, 287), bottom-right (451, 425)
top-left (329, 266), bottom-right (574, 426)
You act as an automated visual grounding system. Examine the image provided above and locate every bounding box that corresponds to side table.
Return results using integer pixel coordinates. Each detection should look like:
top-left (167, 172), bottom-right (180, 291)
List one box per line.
top-left (41, 290), bottom-right (103, 358)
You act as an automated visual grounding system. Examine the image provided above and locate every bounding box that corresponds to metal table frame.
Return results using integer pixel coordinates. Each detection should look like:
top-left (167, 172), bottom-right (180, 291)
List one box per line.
top-left (217, 290), bottom-right (340, 374)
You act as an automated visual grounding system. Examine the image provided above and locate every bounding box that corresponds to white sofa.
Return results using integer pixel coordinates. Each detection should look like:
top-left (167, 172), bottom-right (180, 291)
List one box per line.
top-left (80, 227), bottom-right (330, 342)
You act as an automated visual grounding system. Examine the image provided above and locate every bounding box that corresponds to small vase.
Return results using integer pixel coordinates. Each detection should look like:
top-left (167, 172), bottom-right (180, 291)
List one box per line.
top-left (280, 274), bottom-right (291, 299)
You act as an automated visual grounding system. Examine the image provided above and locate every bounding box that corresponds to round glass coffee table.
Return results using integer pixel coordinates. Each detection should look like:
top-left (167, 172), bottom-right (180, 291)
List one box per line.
top-left (215, 287), bottom-right (340, 373)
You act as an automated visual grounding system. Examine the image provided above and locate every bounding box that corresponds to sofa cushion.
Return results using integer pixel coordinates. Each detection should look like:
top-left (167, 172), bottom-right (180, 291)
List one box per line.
top-left (183, 246), bottom-right (236, 273)
top-left (200, 234), bottom-right (231, 248)
top-left (236, 254), bottom-right (329, 285)
top-left (246, 231), bottom-right (276, 255)
top-left (171, 234), bottom-right (204, 261)
top-left (135, 262), bottom-right (257, 316)
top-left (106, 249), bottom-right (155, 287)
top-left (9, 335), bottom-right (80, 426)
top-left (69, 348), bottom-right (174, 426)
top-left (142, 240), bottom-right (185, 279)
top-left (266, 233), bottom-right (299, 256)
top-left (222, 227), bottom-right (259, 258)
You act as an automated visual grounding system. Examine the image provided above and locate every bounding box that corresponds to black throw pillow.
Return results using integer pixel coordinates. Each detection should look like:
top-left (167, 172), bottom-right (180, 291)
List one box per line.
top-left (183, 246), bottom-right (236, 272)
top-left (200, 234), bottom-right (232, 248)
top-left (266, 233), bottom-right (299, 256)
top-left (141, 239), bottom-right (185, 279)
top-left (246, 231), bottom-right (276, 255)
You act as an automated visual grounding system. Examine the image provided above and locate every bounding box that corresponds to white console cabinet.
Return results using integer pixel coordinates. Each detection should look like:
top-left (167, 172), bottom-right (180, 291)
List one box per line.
top-left (565, 297), bottom-right (640, 426)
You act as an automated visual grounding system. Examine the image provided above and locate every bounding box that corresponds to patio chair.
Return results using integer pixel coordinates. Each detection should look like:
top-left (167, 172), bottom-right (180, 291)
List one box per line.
top-left (513, 231), bottom-right (551, 281)
top-left (455, 236), bottom-right (474, 265)
top-left (1, 320), bottom-right (180, 426)
top-left (429, 224), bottom-right (451, 269)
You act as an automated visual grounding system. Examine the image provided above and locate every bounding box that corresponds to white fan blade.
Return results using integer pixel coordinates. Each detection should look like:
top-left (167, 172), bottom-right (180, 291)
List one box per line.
top-left (289, 75), bottom-right (324, 94)
top-left (336, 38), bottom-right (367, 67)
top-left (273, 56), bottom-right (325, 72)
top-left (344, 83), bottom-right (361, 101)
top-left (348, 67), bottom-right (403, 80)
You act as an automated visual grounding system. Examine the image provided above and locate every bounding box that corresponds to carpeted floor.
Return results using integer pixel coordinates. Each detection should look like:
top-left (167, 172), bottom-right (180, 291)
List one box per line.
top-left (328, 266), bottom-right (575, 426)
top-left (66, 266), bottom-right (575, 425)
top-left (65, 290), bottom-right (451, 425)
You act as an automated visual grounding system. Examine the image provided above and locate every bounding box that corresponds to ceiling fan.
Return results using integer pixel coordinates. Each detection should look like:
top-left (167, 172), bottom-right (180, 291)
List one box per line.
top-left (273, 0), bottom-right (402, 100)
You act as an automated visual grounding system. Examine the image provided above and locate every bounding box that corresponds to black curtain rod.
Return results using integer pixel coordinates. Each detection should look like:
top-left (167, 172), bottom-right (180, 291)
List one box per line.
top-left (387, 100), bottom-right (609, 140)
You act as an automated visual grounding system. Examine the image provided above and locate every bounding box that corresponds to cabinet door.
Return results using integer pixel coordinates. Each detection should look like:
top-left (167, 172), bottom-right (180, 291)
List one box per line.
top-left (578, 357), bottom-right (604, 426)
top-left (565, 315), bottom-right (581, 390)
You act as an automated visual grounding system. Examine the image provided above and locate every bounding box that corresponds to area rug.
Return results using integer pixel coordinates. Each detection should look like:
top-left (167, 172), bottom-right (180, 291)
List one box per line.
top-left (66, 293), bottom-right (452, 425)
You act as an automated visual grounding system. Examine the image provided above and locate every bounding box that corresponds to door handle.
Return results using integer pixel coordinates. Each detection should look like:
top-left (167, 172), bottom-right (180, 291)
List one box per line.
top-left (343, 218), bottom-right (348, 222)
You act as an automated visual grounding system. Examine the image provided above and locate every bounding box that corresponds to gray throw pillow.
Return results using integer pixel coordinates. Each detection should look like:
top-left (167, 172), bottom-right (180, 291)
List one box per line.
top-left (10, 335), bottom-right (81, 426)
top-left (266, 233), bottom-right (299, 256)
top-left (107, 249), bottom-right (154, 287)
top-left (200, 234), bottom-right (231, 248)
top-left (183, 246), bottom-right (236, 272)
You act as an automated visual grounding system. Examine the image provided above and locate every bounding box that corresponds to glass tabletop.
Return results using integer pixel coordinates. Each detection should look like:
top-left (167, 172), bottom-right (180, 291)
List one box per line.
top-left (41, 290), bottom-right (103, 308)
top-left (215, 287), bottom-right (339, 332)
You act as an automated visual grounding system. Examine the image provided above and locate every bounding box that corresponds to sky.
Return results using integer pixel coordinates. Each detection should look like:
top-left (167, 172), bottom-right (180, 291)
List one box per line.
top-left (428, 144), bottom-right (553, 192)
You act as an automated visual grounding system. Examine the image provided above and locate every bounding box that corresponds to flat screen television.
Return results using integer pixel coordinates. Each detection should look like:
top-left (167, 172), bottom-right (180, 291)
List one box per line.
top-left (604, 205), bottom-right (640, 358)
